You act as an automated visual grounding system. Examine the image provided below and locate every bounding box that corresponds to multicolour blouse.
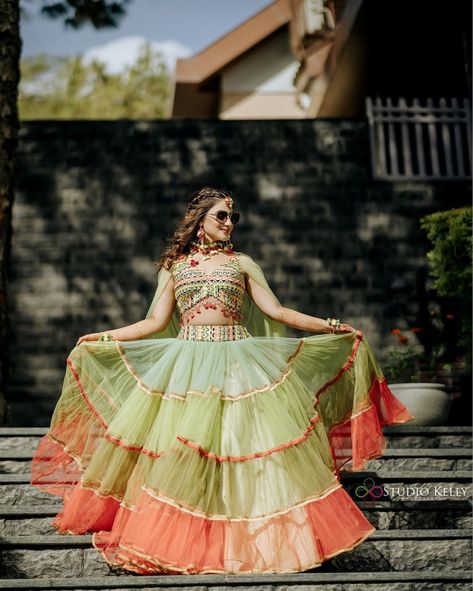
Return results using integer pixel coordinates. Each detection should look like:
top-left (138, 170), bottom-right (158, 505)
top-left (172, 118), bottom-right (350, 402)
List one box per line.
top-left (171, 254), bottom-right (246, 326)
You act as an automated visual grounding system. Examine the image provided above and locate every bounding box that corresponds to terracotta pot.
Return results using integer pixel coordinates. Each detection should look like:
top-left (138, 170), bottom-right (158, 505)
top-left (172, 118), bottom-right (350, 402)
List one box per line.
top-left (388, 382), bottom-right (450, 426)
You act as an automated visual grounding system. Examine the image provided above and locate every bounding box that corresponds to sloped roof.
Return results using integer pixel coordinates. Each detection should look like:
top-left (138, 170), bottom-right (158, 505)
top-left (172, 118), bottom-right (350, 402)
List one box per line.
top-left (175, 0), bottom-right (292, 85)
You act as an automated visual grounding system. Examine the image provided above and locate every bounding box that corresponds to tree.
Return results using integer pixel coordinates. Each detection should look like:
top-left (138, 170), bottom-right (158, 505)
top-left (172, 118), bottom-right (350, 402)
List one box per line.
top-left (26, 0), bottom-right (131, 29)
top-left (0, 0), bottom-right (144, 425)
top-left (0, 0), bottom-right (21, 424)
top-left (19, 44), bottom-right (171, 119)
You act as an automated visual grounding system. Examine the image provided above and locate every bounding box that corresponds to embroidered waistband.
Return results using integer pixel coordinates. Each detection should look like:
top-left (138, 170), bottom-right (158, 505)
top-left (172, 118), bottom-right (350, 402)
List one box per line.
top-left (177, 324), bottom-right (251, 342)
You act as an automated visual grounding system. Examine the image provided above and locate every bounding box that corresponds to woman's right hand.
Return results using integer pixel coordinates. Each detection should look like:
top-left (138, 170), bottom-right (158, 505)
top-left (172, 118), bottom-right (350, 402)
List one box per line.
top-left (335, 323), bottom-right (356, 333)
top-left (76, 332), bottom-right (101, 346)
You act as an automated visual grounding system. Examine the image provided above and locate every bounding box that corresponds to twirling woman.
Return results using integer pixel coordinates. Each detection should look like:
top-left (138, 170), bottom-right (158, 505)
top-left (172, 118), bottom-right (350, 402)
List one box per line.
top-left (31, 186), bottom-right (414, 575)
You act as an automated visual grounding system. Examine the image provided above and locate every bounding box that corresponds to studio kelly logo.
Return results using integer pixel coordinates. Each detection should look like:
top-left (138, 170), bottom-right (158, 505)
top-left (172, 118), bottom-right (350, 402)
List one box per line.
top-left (354, 478), bottom-right (388, 500)
top-left (351, 477), bottom-right (470, 501)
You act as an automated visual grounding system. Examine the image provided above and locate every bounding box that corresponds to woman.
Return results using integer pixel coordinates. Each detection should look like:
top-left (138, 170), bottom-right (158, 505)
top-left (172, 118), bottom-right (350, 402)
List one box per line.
top-left (31, 186), bottom-right (414, 575)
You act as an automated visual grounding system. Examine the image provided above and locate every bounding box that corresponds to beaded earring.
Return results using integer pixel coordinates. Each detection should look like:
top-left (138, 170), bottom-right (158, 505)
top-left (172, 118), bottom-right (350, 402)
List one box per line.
top-left (197, 223), bottom-right (205, 248)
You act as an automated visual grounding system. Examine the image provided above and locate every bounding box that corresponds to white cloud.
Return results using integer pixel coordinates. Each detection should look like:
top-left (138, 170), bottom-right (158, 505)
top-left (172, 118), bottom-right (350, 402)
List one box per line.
top-left (82, 36), bottom-right (192, 74)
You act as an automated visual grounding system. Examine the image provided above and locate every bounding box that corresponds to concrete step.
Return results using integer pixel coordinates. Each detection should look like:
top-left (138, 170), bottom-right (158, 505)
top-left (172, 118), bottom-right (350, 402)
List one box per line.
top-left (0, 500), bottom-right (471, 536)
top-left (0, 426), bottom-right (472, 450)
top-left (0, 571), bottom-right (472, 590)
top-left (1, 448), bottom-right (471, 474)
top-left (0, 530), bottom-right (471, 579)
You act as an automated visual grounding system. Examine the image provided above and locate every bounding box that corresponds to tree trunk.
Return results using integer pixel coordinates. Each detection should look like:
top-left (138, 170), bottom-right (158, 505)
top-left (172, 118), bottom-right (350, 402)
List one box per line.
top-left (0, 0), bottom-right (21, 425)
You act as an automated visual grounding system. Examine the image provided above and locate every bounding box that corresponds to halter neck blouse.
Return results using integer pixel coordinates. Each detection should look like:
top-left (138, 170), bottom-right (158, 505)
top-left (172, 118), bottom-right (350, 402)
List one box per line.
top-left (171, 254), bottom-right (246, 326)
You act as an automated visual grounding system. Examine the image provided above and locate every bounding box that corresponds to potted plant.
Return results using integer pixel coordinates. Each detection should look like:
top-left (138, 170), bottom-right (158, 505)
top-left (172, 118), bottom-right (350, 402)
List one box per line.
top-left (385, 327), bottom-right (450, 425)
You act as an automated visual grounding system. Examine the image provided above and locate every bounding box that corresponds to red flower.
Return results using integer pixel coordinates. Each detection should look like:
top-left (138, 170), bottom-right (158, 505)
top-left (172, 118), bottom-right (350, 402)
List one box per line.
top-left (446, 314), bottom-right (455, 320)
top-left (410, 327), bottom-right (424, 333)
top-left (391, 328), bottom-right (401, 335)
top-left (190, 259), bottom-right (199, 266)
top-left (399, 335), bottom-right (409, 344)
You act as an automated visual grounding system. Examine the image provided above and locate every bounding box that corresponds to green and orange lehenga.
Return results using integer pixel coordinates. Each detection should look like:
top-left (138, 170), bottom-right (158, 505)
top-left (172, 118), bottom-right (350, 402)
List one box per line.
top-left (30, 251), bottom-right (414, 575)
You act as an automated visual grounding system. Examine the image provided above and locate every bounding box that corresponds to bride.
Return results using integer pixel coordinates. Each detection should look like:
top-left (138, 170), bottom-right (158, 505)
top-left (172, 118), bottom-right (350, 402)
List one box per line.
top-left (31, 186), bottom-right (414, 575)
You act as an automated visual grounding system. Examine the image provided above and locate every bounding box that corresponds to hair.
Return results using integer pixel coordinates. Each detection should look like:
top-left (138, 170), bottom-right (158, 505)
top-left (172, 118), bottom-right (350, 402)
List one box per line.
top-left (156, 186), bottom-right (234, 271)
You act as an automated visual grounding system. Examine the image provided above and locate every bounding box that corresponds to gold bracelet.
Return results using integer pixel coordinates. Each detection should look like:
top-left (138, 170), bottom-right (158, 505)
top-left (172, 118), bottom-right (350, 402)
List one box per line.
top-left (326, 317), bottom-right (341, 333)
top-left (98, 332), bottom-right (115, 342)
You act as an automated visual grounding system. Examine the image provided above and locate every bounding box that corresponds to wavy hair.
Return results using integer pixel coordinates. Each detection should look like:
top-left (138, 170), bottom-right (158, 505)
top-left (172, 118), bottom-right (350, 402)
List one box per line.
top-left (156, 186), bottom-right (234, 271)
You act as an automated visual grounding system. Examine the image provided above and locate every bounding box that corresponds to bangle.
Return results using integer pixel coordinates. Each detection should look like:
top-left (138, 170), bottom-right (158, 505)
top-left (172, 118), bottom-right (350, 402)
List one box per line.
top-left (326, 317), bottom-right (341, 333)
top-left (99, 332), bottom-right (115, 342)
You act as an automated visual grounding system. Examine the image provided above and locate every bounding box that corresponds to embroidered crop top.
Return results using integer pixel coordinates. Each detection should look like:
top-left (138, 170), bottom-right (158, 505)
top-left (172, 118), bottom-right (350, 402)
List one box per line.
top-left (172, 255), bottom-right (246, 326)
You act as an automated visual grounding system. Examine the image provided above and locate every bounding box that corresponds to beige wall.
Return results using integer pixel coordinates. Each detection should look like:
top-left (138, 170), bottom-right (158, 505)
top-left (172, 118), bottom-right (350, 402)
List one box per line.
top-left (220, 92), bottom-right (304, 119)
top-left (219, 28), bottom-right (304, 119)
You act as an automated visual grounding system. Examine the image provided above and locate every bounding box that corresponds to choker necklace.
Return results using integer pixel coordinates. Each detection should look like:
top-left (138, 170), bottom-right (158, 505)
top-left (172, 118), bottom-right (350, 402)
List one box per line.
top-left (189, 239), bottom-right (234, 264)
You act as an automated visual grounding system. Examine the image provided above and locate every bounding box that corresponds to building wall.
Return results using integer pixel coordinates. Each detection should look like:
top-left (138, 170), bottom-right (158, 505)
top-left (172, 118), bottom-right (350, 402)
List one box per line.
top-left (7, 119), bottom-right (469, 426)
top-left (220, 29), bottom-right (304, 119)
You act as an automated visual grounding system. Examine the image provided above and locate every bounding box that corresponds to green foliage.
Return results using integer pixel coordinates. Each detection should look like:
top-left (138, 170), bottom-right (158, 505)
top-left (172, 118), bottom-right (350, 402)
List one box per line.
top-left (384, 345), bottom-right (420, 383)
top-left (19, 43), bottom-right (172, 119)
top-left (420, 207), bottom-right (472, 367)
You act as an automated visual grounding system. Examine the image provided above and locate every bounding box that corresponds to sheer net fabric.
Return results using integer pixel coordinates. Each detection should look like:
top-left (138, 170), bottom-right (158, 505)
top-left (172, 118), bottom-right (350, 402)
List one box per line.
top-left (30, 252), bottom-right (414, 575)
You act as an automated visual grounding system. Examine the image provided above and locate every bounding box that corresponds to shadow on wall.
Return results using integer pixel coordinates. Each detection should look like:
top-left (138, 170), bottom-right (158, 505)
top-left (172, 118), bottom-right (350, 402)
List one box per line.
top-left (7, 120), bottom-right (471, 426)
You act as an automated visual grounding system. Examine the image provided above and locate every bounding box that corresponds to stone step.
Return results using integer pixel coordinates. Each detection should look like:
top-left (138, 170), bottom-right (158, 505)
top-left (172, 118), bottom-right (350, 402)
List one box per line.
top-left (382, 425), bottom-right (473, 450)
top-left (0, 500), bottom-right (470, 536)
top-left (0, 530), bottom-right (471, 579)
top-left (0, 571), bottom-right (472, 590)
top-left (2, 448), bottom-right (470, 474)
top-left (1, 472), bottom-right (471, 508)
top-left (0, 426), bottom-right (472, 451)
top-left (359, 448), bottom-right (472, 472)
top-left (2, 470), bottom-right (471, 485)
top-left (0, 427), bottom-right (470, 589)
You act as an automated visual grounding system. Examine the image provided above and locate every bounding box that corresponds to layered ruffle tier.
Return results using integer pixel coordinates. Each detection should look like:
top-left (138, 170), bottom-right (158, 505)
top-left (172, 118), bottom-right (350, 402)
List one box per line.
top-left (30, 330), bottom-right (414, 574)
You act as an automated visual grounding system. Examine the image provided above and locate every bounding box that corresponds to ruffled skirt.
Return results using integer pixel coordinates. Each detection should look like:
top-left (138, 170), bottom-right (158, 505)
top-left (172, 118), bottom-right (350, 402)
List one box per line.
top-left (30, 326), bottom-right (414, 575)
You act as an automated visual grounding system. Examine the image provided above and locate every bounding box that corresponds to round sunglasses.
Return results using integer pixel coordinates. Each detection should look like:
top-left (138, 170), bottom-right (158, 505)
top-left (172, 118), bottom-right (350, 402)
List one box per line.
top-left (207, 210), bottom-right (240, 225)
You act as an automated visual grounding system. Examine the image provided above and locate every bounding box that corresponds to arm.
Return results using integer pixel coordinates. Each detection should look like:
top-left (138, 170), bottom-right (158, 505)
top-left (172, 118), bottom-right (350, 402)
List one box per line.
top-left (76, 276), bottom-right (176, 344)
top-left (245, 274), bottom-right (354, 333)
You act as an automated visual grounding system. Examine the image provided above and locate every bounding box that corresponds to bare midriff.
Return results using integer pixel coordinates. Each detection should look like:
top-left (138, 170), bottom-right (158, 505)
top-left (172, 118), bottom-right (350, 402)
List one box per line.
top-left (186, 310), bottom-right (236, 326)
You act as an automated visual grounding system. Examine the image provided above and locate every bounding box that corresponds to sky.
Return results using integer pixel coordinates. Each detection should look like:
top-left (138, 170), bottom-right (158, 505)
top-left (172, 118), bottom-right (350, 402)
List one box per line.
top-left (19, 0), bottom-right (272, 73)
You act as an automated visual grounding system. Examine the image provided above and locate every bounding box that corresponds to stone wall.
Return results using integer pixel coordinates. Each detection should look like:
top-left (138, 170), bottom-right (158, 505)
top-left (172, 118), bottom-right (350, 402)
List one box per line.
top-left (6, 119), bottom-right (470, 426)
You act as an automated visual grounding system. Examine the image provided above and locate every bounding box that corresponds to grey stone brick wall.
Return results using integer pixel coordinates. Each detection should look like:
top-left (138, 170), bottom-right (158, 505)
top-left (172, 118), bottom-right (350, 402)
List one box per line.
top-left (6, 120), bottom-right (470, 426)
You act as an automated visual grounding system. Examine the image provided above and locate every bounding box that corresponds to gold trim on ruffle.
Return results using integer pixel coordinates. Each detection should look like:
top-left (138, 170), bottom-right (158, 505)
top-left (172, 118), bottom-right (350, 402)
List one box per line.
top-left (36, 432), bottom-right (342, 520)
top-left (79, 478), bottom-right (132, 504)
top-left (35, 434), bottom-right (137, 510)
top-left (64, 357), bottom-right (332, 463)
top-left (326, 373), bottom-right (382, 428)
top-left (59, 353), bottom-right (390, 472)
top-left (114, 338), bottom-right (305, 401)
top-left (176, 414), bottom-right (322, 463)
top-left (351, 399), bottom-right (377, 419)
top-left (90, 520), bottom-right (377, 576)
top-left (313, 332), bottom-right (362, 403)
top-left (45, 432), bottom-right (89, 471)
top-left (66, 354), bottom-right (120, 411)
top-left (140, 481), bottom-right (343, 522)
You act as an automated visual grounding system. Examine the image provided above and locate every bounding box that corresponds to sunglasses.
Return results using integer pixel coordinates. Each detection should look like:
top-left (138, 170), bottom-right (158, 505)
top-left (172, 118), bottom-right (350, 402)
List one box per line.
top-left (207, 210), bottom-right (240, 225)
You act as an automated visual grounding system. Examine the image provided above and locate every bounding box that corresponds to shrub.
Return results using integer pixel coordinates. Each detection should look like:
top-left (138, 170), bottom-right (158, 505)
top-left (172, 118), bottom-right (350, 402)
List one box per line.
top-left (420, 207), bottom-right (472, 369)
